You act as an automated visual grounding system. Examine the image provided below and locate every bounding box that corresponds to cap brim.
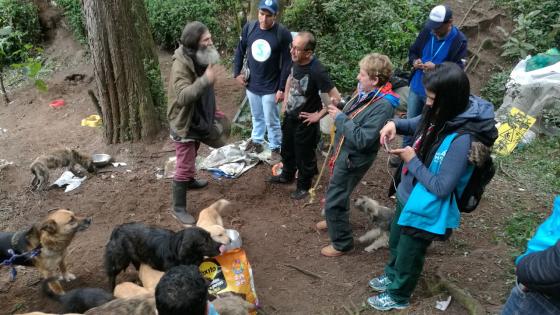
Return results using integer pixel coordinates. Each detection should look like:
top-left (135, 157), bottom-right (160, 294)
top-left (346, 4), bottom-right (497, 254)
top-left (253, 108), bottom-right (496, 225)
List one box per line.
top-left (258, 6), bottom-right (277, 14)
top-left (425, 20), bottom-right (443, 30)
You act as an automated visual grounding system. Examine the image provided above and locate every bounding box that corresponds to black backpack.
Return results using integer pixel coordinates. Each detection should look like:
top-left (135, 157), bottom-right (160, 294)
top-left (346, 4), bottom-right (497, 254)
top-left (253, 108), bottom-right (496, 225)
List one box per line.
top-left (456, 152), bottom-right (496, 213)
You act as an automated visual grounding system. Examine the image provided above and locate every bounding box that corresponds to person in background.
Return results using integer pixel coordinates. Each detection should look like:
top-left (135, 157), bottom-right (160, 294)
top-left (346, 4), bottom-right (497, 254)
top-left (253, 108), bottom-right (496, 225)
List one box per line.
top-left (315, 53), bottom-right (398, 257)
top-left (268, 31), bottom-right (341, 200)
top-left (167, 21), bottom-right (229, 224)
top-left (393, 4), bottom-right (467, 166)
top-left (369, 63), bottom-right (497, 311)
top-left (233, 0), bottom-right (292, 156)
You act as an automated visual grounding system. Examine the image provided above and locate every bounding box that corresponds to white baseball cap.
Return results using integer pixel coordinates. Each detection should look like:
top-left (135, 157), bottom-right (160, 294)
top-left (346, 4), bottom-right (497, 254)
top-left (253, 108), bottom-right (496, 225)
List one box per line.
top-left (426, 5), bottom-right (453, 29)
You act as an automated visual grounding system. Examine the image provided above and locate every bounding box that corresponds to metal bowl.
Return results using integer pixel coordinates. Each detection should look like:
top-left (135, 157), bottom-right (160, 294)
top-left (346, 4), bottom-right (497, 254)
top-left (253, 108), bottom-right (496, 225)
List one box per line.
top-left (223, 229), bottom-right (242, 252)
top-left (92, 153), bottom-right (112, 167)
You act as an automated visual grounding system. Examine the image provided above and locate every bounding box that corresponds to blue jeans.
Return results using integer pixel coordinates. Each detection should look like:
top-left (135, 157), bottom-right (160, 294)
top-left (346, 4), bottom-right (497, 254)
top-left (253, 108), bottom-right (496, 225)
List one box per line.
top-left (402, 90), bottom-right (426, 147)
top-left (502, 284), bottom-right (560, 315)
top-left (246, 90), bottom-right (282, 150)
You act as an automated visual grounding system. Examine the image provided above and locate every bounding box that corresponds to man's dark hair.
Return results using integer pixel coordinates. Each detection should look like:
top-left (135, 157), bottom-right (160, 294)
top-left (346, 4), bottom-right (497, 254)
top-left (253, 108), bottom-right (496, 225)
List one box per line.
top-left (180, 21), bottom-right (209, 53)
top-left (299, 31), bottom-right (316, 52)
top-left (155, 265), bottom-right (208, 315)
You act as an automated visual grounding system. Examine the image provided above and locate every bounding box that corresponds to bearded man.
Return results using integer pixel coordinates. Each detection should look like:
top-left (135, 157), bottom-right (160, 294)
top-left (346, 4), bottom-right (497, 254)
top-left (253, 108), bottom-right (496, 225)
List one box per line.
top-left (167, 21), bottom-right (230, 224)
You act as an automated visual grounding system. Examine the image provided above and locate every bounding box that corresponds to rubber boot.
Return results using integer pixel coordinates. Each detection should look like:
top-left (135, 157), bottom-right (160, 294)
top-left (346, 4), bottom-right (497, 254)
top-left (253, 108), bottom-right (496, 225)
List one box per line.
top-left (171, 180), bottom-right (195, 225)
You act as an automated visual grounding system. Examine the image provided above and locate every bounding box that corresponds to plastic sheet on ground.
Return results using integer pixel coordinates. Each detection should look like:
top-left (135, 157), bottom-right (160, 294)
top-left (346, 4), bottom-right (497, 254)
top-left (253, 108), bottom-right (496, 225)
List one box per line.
top-left (199, 140), bottom-right (276, 179)
top-left (496, 56), bottom-right (560, 137)
top-left (53, 171), bottom-right (87, 192)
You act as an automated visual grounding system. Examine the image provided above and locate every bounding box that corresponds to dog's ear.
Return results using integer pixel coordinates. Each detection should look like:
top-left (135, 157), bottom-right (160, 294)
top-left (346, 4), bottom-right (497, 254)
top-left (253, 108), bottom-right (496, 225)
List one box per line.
top-left (24, 226), bottom-right (41, 247)
top-left (40, 219), bottom-right (58, 234)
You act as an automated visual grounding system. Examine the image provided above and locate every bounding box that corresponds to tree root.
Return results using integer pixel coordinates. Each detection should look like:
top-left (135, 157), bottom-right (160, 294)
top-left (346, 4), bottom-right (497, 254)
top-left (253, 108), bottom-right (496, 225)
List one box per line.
top-left (425, 269), bottom-right (486, 315)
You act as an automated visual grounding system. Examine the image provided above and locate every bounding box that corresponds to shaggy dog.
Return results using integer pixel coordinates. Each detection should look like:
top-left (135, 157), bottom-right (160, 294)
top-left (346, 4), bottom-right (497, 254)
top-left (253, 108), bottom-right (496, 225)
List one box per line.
top-left (42, 277), bottom-right (113, 313)
top-left (104, 223), bottom-right (222, 289)
top-left (0, 208), bottom-right (92, 293)
top-left (30, 148), bottom-right (96, 191)
top-left (354, 196), bottom-right (394, 252)
top-left (196, 199), bottom-right (231, 245)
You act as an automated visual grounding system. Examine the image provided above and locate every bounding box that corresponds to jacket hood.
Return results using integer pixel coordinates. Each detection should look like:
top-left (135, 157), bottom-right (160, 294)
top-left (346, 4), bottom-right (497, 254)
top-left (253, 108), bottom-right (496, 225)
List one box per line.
top-left (447, 95), bottom-right (498, 146)
top-left (173, 46), bottom-right (191, 66)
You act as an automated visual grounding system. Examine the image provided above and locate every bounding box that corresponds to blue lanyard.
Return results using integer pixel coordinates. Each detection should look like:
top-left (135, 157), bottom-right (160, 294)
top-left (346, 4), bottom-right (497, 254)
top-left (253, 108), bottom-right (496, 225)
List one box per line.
top-left (429, 35), bottom-right (448, 61)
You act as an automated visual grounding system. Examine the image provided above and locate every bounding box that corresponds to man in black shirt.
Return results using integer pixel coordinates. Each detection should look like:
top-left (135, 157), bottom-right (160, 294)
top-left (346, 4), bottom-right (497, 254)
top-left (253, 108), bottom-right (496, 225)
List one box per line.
top-left (269, 32), bottom-right (340, 200)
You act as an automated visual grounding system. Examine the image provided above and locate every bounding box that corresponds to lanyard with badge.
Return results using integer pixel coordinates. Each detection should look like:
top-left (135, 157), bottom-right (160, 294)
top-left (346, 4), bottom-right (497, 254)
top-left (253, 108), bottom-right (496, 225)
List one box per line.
top-left (428, 35), bottom-right (450, 62)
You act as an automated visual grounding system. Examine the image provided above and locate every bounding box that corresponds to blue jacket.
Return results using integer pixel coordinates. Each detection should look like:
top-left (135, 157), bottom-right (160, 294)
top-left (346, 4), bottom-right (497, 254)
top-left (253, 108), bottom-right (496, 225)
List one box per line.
top-left (408, 26), bottom-right (468, 70)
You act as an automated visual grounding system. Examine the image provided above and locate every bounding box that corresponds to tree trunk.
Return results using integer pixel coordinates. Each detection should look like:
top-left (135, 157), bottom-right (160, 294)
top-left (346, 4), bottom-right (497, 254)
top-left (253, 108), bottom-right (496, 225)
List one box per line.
top-left (0, 69), bottom-right (9, 105)
top-left (81, 0), bottom-right (162, 143)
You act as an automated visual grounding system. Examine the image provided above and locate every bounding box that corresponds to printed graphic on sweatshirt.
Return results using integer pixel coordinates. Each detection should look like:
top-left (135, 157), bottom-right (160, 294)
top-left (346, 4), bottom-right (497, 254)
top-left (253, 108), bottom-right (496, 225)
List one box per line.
top-left (251, 39), bottom-right (271, 62)
top-left (286, 74), bottom-right (309, 114)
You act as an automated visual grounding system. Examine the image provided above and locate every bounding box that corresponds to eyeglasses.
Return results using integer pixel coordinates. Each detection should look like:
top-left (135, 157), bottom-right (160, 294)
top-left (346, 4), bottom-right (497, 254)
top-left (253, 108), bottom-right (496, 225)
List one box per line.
top-left (289, 44), bottom-right (310, 52)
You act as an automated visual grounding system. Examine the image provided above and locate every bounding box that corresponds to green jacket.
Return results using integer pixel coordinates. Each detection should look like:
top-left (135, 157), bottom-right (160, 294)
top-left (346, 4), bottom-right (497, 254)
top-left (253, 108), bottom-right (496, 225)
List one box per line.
top-left (167, 47), bottom-right (211, 139)
top-left (333, 97), bottom-right (394, 168)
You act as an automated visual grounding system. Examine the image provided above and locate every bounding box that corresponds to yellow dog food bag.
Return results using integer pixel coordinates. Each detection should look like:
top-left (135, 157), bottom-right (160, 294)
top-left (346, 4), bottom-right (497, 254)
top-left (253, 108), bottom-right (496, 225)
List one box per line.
top-left (199, 248), bottom-right (258, 313)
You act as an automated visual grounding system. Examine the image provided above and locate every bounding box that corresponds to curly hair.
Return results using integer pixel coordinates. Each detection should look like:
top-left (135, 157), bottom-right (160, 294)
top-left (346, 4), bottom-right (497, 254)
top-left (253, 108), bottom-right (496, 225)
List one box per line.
top-left (359, 53), bottom-right (393, 86)
top-left (155, 265), bottom-right (208, 315)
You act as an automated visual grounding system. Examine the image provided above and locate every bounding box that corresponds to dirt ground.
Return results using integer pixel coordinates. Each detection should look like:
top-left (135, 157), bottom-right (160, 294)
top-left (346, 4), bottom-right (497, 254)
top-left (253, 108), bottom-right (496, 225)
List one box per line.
top-left (0, 1), bottom-right (551, 314)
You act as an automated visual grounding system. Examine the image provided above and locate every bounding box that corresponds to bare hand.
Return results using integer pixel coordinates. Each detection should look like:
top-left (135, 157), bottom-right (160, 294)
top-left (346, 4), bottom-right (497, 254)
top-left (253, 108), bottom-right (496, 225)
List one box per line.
top-left (423, 61), bottom-right (436, 71)
top-left (379, 121), bottom-right (397, 145)
top-left (327, 104), bottom-right (341, 119)
top-left (413, 59), bottom-right (423, 69)
top-left (235, 74), bottom-right (247, 86)
top-left (275, 91), bottom-right (284, 103)
top-left (299, 111), bottom-right (322, 125)
top-left (205, 64), bottom-right (216, 84)
top-left (389, 147), bottom-right (416, 163)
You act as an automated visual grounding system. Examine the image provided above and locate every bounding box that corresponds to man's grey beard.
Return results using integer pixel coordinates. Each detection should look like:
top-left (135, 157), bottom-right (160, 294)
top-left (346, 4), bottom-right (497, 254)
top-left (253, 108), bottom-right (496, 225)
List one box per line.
top-left (196, 45), bottom-right (220, 66)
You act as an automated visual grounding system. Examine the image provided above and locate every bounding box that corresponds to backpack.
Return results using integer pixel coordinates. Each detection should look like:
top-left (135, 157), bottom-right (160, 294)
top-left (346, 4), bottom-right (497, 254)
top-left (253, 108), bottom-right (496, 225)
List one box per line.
top-left (456, 150), bottom-right (496, 213)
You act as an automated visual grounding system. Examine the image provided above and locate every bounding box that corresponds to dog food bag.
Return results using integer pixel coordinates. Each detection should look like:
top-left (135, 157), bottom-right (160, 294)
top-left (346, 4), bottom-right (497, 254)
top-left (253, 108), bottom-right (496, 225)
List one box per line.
top-left (199, 248), bottom-right (258, 313)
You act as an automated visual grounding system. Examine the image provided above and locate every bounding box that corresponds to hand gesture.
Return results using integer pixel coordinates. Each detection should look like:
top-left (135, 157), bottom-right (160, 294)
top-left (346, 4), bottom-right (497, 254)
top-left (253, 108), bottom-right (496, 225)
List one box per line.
top-left (379, 121), bottom-right (396, 145)
top-left (235, 74), bottom-right (247, 86)
top-left (327, 104), bottom-right (341, 119)
top-left (299, 111), bottom-right (322, 125)
top-left (389, 146), bottom-right (416, 163)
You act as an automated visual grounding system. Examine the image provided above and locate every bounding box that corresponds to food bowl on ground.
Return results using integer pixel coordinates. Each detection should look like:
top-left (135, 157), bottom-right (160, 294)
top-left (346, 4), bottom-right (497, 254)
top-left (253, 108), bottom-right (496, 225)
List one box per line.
top-left (92, 153), bottom-right (112, 167)
top-left (223, 229), bottom-right (242, 252)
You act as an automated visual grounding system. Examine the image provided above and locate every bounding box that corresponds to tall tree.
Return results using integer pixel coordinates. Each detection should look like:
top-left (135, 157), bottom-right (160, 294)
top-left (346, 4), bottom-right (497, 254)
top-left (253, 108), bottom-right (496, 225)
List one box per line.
top-left (81, 0), bottom-right (163, 143)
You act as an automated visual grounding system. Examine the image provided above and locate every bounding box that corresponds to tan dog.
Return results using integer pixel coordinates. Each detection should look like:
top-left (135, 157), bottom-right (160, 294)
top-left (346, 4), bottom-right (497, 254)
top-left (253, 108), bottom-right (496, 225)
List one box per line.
top-left (30, 148), bottom-right (96, 190)
top-left (195, 199), bottom-right (231, 245)
top-left (0, 209), bottom-right (92, 293)
top-left (113, 264), bottom-right (163, 299)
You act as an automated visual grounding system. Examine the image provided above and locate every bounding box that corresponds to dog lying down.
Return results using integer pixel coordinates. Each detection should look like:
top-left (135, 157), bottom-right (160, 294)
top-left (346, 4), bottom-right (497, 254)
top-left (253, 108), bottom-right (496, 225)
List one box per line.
top-left (195, 199), bottom-right (232, 245)
top-left (0, 208), bottom-right (92, 294)
top-left (105, 223), bottom-right (223, 289)
top-left (41, 277), bottom-right (113, 313)
top-left (30, 148), bottom-right (96, 191)
top-left (354, 196), bottom-right (395, 252)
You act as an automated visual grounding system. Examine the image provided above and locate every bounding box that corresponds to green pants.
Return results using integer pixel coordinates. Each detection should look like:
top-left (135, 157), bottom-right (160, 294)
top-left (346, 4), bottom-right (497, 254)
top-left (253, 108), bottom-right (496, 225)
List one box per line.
top-left (384, 200), bottom-right (432, 303)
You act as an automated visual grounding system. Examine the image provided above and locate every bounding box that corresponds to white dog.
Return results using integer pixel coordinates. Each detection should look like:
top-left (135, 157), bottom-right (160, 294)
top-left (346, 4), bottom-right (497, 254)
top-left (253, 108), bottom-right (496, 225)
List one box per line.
top-left (354, 196), bottom-right (394, 252)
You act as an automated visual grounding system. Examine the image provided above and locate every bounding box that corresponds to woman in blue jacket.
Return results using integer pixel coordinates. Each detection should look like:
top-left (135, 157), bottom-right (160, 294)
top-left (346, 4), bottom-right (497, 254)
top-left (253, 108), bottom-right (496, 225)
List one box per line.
top-left (368, 62), bottom-right (498, 311)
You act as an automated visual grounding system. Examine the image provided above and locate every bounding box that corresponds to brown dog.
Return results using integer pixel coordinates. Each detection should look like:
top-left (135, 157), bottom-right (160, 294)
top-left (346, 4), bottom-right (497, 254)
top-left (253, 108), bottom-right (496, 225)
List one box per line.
top-left (30, 148), bottom-right (96, 190)
top-left (0, 209), bottom-right (92, 293)
top-left (195, 199), bottom-right (231, 245)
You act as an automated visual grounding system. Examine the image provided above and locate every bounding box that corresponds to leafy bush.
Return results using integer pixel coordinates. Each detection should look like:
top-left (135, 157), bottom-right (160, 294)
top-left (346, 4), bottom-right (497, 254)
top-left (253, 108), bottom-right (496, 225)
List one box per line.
top-left (480, 71), bottom-right (509, 109)
top-left (144, 0), bottom-right (218, 50)
top-left (283, 0), bottom-right (436, 91)
top-left (503, 210), bottom-right (545, 254)
top-left (0, 0), bottom-right (41, 64)
top-left (56, 0), bottom-right (87, 44)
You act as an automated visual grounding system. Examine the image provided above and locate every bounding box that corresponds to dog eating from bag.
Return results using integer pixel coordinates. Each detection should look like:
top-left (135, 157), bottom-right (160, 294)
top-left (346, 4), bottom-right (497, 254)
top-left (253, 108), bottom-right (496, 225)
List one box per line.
top-left (355, 196), bottom-right (394, 252)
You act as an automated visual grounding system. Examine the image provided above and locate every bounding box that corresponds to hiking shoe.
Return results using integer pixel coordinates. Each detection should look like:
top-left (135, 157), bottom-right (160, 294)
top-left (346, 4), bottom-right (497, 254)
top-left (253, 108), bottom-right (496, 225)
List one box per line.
top-left (369, 274), bottom-right (392, 292)
top-left (367, 292), bottom-right (409, 311)
top-left (320, 244), bottom-right (347, 257)
top-left (245, 139), bottom-right (264, 153)
top-left (315, 220), bottom-right (327, 231)
top-left (290, 189), bottom-right (308, 200)
top-left (268, 175), bottom-right (294, 184)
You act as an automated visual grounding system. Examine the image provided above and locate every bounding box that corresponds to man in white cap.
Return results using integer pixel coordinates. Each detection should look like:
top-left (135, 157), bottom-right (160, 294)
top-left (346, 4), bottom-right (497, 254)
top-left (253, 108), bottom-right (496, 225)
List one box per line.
top-left (233, 0), bottom-right (292, 157)
top-left (398, 4), bottom-right (467, 154)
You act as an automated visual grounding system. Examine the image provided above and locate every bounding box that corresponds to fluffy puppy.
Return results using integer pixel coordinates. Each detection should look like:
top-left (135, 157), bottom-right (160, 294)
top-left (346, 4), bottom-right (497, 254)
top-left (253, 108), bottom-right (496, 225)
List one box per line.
top-left (0, 208), bottom-right (92, 293)
top-left (30, 148), bottom-right (96, 191)
top-left (139, 264), bottom-right (164, 291)
top-left (196, 199), bottom-right (231, 245)
top-left (354, 196), bottom-right (394, 252)
top-left (212, 293), bottom-right (256, 315)
top-left (84, 296), bottom-right (156, 315)
top-left (113, 264), bottom-right (163, 299)
top-left (114, 282), bottom-right (152, 299)
top-left (42, 277), bottom-right (113, 313)
top-left (104, 223), bottom-right (222, 289)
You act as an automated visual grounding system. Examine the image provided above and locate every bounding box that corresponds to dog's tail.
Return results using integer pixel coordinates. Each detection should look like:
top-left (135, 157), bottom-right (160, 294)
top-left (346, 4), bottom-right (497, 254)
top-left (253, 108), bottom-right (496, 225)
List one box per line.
top-left (42, 277), bottom-right (63, 301)
top-left (212, 199), bottom-right (231, 214)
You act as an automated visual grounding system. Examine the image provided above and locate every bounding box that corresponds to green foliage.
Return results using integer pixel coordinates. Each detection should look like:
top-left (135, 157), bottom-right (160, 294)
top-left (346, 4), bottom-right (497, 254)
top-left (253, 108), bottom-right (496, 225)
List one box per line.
top-left (10, 44), bottom-right (48, 92)
top-left (143, 58), bottom-right (166, 121)
top-left (56, 0), bottom-right (87, 44)
top-left (283, 0), bottom-right (436, 91)
top-left (503, 210), bottom-right (545, 254)
top-left (480, 71), bottom-right (509, 109)
top-left (144, 0), bottom-right (218, 50)
top-left (497, 0), bottom-right (560, 59)
top-left (0, 0), bottom-right (41, 65)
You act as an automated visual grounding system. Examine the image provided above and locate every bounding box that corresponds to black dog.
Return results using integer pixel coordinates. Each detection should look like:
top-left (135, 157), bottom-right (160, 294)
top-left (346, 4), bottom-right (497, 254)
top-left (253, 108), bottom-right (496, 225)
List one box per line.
top-left (104, 223), bottom-right (222, 289)
top-left (42, 277), bottom-right (113, 313)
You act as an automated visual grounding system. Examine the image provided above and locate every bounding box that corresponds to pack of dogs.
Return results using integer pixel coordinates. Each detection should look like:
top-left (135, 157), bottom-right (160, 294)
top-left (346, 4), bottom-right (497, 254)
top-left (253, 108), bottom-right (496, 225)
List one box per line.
top-left (8, 148), bottom-right (393, 314)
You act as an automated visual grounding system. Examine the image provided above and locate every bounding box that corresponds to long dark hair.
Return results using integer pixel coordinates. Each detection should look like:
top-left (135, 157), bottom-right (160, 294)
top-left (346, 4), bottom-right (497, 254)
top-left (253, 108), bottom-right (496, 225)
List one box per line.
top-left (416, 62), bottom-right (470, 161)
